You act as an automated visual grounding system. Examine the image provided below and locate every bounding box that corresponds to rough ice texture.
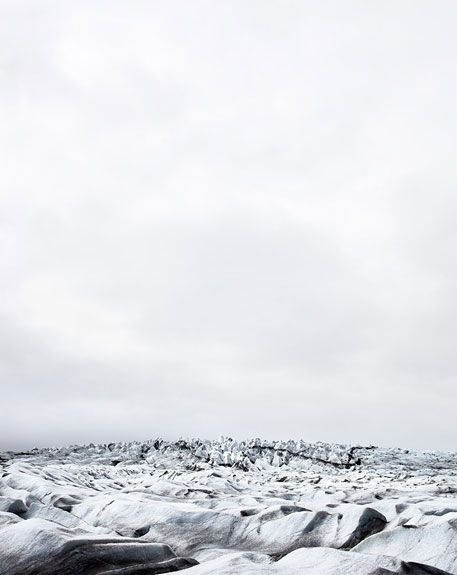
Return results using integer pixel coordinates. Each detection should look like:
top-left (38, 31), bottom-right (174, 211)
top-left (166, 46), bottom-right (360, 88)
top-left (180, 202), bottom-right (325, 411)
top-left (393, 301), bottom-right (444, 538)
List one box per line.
top-left (1, 438), bottom-right (457, 574)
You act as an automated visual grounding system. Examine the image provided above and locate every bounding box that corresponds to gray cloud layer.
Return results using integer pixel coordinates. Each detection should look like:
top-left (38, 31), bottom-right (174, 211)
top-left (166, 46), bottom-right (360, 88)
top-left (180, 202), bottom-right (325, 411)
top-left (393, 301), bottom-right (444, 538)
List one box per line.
top-left (1, 1), bottom-right (457, 450)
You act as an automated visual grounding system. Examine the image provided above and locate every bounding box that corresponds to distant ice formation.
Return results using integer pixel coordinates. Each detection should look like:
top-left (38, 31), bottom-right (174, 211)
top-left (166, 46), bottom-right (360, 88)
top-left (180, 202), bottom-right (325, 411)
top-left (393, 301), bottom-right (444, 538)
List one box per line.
top-left (1, 438), bottom-right (456, 574)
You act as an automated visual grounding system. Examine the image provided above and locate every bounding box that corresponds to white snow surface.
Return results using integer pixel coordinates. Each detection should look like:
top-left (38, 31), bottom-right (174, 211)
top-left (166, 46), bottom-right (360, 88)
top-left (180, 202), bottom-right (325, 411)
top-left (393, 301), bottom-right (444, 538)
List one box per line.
top-left (1, 437), bottom-right (457, 574)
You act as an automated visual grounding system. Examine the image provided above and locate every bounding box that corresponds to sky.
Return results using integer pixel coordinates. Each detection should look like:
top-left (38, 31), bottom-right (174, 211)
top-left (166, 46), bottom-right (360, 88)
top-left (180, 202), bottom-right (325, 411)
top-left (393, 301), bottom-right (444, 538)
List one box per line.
top-left (1, 1), bottom-right (457, 451)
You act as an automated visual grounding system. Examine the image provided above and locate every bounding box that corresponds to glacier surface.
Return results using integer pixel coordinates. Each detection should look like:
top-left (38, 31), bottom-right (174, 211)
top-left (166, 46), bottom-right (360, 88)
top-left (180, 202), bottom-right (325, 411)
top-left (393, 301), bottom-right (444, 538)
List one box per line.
top-left (1, 437), bottom-right (457, 574)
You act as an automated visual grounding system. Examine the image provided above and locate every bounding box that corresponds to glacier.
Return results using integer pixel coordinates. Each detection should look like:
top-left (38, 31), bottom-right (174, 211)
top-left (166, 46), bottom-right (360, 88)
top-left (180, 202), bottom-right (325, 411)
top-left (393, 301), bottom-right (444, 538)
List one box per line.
top-left (1, 437), bottom-right (456, 574)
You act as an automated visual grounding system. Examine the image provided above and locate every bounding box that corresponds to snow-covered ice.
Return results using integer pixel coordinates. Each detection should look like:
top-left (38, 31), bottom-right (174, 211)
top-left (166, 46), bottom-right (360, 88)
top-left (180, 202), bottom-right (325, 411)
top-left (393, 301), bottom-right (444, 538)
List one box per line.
top-left (1, 437), bottom-right (456, 574)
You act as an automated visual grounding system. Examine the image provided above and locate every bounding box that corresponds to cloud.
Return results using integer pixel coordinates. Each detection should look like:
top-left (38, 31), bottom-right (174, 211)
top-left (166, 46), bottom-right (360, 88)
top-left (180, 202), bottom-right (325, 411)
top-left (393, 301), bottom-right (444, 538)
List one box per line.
top-left (1, 0), bottom-right (457, 450)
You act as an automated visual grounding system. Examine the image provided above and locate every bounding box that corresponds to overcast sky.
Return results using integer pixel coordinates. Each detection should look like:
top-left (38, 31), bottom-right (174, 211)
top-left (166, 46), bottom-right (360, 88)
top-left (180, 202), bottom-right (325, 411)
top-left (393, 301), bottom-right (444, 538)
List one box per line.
top-left (1, 1), bottom-right (457, 451)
